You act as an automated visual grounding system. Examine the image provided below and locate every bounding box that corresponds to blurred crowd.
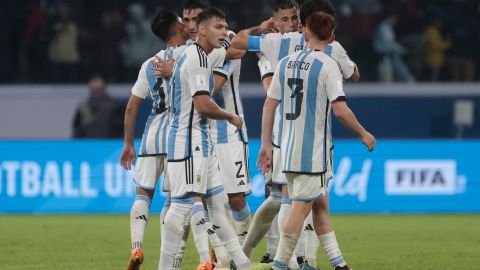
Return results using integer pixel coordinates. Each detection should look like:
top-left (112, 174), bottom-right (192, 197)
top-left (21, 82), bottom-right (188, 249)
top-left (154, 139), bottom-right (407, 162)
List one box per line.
top-left (0, 0), bottom-right (479, 83)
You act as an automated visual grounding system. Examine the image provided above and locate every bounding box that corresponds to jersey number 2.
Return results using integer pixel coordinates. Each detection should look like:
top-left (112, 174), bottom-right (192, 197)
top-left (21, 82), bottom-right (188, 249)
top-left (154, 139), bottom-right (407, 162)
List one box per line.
top-left (285, 78), bottom-right (304, 120)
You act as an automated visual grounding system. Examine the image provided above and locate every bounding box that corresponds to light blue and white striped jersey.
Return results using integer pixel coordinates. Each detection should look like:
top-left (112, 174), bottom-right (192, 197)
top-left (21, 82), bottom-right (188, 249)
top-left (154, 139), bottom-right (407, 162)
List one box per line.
top-left (210, 59), bottom-right (249, 144)
top-left (250, 32), bottom-right (356, 147)
top-left (131, 45), bottom-right (187, 156)
top-left (211, 31), bottom-right (248, 144)
top-left (267, 48), bottom-right (345, 174)
top-left (167, 43), bottom-right (220, 160)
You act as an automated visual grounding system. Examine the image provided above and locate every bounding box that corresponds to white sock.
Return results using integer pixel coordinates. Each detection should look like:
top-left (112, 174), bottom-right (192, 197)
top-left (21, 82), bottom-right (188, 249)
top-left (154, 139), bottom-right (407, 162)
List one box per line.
top-left (318, 231), bottom-right (347, 268)
top-left (231, 204), bottom-right (251, 245)
top-left (160, 197), bottom-right (171, 229)
top-left (277, 197), bottom-right (300, 269)
top-left (190, 202), bottom-right (210, 262)
top-left (171, 218), bottom-right (190, 270)
top-left (130, 195), bottom-right (151, 252)
top-left (158, 198), bottom-right (193, 269)
top-left (303, 212), bottom-right (319, 267)
top-left (266, 214), bottom-right (280, 257)
top-left (273, 232), bottom-right (299, 270)
top-left (242, 189), bottom-right (281, 259)
top-left (205, 187), bottom-right (250, 270)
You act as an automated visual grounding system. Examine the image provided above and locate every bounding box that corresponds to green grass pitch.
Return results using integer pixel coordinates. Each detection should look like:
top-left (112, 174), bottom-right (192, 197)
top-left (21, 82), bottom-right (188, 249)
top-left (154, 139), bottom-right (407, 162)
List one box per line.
top-left (0, 214), bottom-right (479, 269)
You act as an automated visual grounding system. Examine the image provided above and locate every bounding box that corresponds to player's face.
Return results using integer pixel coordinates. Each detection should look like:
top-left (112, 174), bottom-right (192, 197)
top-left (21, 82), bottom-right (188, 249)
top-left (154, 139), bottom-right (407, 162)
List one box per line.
top-left (274, 8), bottom-right (299, 34)
top-left (182, 8), bottom-right (203, 40)
top-left (200, 17), bottom-right (228, 49)
top-left (177, 17), bottom-right (190, 40)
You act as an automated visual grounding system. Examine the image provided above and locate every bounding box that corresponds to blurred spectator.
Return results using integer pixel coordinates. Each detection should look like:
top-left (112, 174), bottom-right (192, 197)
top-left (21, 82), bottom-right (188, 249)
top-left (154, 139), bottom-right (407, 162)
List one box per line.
top-left (373, 14), bottom-right (415, 82)
top-left (120, 3), bottom-right (162, 81)
top-left (88, 9), bottom-right (126, 82)
top-left (73, 76), bottom-right (116, 138)
top-left (47, 3), bottom-right (80, 82)
top-left (423, 16), bottom-right (451, 81)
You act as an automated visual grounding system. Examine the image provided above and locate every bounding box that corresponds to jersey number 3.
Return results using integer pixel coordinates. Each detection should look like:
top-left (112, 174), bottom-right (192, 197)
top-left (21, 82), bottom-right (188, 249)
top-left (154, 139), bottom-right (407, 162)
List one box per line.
top-left (286, 78), bottom-right (304, 120)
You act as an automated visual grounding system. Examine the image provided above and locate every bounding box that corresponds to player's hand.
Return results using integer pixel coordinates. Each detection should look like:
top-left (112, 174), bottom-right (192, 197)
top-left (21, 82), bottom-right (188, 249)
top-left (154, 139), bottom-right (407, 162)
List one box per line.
top-left (120, 143), bottom-right (136, 170)
top-left (228, 115), bottom-right (243, 132)
top-left (360, 131), bottom-right (376, 152)
top-left (153, 55), bottom-right (174, 78)
top-left (259, 17), bottom-right (277, 34)
top-left (257, 144), bottom-right (273, 174)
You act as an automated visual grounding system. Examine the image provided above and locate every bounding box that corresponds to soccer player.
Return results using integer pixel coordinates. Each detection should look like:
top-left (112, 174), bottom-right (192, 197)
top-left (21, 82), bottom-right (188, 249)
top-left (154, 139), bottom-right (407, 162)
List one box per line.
top-left (159, 8), bottom-right (250, 270)
top-left (257, 11), bottom-right (375, 270)
top-left (211, 30), bottom-right (252, 246)
top-left (233, 1), bottom-right (361, 268)
top-left (119, 10), bottom-right (189, 270)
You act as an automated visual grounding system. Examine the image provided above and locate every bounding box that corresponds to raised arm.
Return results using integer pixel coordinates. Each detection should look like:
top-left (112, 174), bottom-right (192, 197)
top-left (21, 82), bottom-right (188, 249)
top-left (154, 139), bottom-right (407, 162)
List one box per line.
top-left (231, 17), bottom-right (277, 50)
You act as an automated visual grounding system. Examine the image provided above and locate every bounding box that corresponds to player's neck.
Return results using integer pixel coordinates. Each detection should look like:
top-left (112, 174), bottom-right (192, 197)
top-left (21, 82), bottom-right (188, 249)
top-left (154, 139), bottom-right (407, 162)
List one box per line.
top-left (196, 38), bottom-right (214, 54)
top-left (167, 35), bottom-right (187, 48)
top-left (307, 40), bottom-right (328, 52)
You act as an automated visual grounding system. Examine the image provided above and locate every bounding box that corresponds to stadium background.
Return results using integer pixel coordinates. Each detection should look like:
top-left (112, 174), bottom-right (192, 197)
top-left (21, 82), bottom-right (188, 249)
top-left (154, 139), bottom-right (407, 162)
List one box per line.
top-left (1, 0), bottom-right (480, 269)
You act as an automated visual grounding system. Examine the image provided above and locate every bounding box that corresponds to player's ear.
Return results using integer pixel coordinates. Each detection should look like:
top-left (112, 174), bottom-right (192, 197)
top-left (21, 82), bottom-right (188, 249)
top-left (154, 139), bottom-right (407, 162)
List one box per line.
top-left (304, 31), bottom-right (309, 43)
top-left (198, 22), bottom-right (206, 35)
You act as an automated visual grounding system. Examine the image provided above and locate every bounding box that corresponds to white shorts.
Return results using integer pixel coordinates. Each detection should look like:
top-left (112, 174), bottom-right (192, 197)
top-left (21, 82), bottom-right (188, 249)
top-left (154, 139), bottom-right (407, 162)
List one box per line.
top-left (168, 154), bottom-right (223, 198)
top-left (215, 141), bottom-right (251, 194)
top-left (133, 155), bottom-right (169, 191)
top-left (285, 173), bottom-right (327, 201)
top-left (271, 146), bottom-right (287, 185)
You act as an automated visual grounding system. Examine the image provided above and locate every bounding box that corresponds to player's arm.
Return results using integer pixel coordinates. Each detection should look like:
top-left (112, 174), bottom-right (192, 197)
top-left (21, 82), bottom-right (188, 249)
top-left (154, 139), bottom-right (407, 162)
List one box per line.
top-left (120, 95), bottom-right (143, 170)
top-left (350, 65), bottom-right (360, 82)
top-left (231, 17), bottom-right (277, 50)
top-left (223, 31), bottom-right (246, 60)
top-left (325, 66), bottom-right (375, 151)
top-left (329, 42), bottom-right (360, 82)
top-left (213, 74), bottom-right (227, 96)
top-left (193, 95), bottom-right (243, 130)
top-left (258, 56), bottom-right (274, 94)
top-left (331, 101), bottom-right (375, 151)
top-left (258, 65), bottom-right (282, 173)
top-left (120, 63), bottom-right (149, 170)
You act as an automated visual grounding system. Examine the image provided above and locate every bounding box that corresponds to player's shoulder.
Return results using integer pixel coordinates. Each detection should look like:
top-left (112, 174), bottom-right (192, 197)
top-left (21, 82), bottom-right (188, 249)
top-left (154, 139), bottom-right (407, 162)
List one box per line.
top-left (184, 44), bottom-right (209, 68)
top-left (284, 31), bottom-right (303, 39)
top-left (308, 50), bottom-right (338, 69)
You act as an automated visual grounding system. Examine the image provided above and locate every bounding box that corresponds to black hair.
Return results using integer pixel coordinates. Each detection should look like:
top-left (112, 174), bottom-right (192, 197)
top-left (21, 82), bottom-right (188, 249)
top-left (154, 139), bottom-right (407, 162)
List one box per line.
top-left (299, 0), bottom-right (335, 26)
top-left (272, 0), bottom-right (297, 12)
top-left (151, 10), bottom-right (179, 41)
top-left (196, 7), bottom-right (226, 25)
top-left (183, 0), bottom-right (210, 11)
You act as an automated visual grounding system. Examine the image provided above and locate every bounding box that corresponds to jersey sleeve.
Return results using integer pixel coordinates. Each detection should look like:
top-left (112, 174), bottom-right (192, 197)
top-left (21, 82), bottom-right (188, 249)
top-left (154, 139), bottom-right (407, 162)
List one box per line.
top-left (258, 55), bottom-right (274, 80)
top-left (266, 63), bottom-right (282, 101)
top-left (213, 59), bottom-right (234, 80)
top-left (187, 62), bottom-right (212, 97)
top-left (324, 63), bottom-right (346, 102)
top-left (330, 41), bottom-right (356, 80)
top-left (131, 61), bottom-right (150, 99)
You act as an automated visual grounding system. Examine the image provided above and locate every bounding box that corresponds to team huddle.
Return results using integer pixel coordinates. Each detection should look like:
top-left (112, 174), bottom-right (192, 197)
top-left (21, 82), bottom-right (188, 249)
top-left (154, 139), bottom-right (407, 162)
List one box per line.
top-left (119, 0), bottom-right (375, 270)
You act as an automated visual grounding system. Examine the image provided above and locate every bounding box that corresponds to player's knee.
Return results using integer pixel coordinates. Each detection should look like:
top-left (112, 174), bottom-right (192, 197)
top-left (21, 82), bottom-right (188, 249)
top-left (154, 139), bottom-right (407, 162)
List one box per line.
top-left (136, 186), bottom-right (155, 198)
top-left (227, 193), bottom-right (246, 211)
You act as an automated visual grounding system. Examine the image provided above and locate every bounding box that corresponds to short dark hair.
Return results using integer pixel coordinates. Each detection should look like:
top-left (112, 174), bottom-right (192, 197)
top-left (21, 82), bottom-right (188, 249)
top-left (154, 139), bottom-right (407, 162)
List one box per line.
top-left (272, 0), bottom-right (297, 12)
top-left (300, 0), bottom-right (335, 26)
top-left (151, 10), bottom-right (179, 41)
top-left (183, 0), bottom-right (210, 11)
top-left (306, 11), bottom-right (336, 40)
top-left (196, 7), bottom-right (226, 25)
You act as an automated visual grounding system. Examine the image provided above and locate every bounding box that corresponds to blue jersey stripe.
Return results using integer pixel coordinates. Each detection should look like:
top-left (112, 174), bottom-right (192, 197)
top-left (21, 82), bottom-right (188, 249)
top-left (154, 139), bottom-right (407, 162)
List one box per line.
top-left (277, 58), bottom-right (289, 146)
top-left (168, 54), bottom-right (187, 158)
top-left (214, 91), bottom-right (228, 144)
top-left (278, 38), bottom-right (291, 60)
top-left (300, 59), bottom-right (323, 172)
top-left (140, 113), bottom-right (156, 155)
top-left (324, 45), bottom-right (333, 57)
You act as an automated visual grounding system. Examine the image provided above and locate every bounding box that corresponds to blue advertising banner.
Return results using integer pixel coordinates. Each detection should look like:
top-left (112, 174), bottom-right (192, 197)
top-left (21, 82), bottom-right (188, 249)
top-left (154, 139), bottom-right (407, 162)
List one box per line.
top-left (0, 140), bottom-right (479, 213)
